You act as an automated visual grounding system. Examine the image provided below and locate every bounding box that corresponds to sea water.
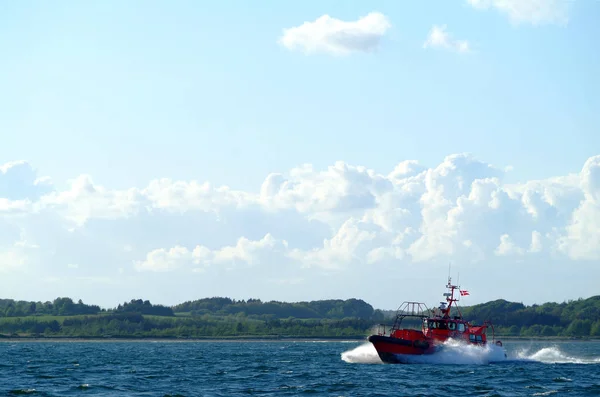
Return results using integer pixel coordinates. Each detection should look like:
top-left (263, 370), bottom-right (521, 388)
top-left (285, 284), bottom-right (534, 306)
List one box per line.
top-left (0, 339), bottom-right (598, 396)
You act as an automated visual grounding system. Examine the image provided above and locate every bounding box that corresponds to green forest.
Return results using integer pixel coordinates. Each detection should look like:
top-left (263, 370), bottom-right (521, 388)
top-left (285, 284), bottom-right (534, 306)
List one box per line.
top-left (0, 294), bottom-right (598, 339)
top-left (459, 296), bottom-right (600, 337)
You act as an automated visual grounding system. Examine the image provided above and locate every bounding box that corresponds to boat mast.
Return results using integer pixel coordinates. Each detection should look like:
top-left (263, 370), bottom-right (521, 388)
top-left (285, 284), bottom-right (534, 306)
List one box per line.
top-left (442, 276), bottom-right (459, 318)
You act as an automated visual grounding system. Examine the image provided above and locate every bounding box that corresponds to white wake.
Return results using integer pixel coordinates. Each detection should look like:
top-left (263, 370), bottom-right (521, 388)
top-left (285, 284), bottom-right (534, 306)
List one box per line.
top-left (516, 346), bottom-right (600, 365)
top-left (342, 340), bottom-right (600, 365)
top-left (340, 342), bottom-right (383, 364)
top-left (402, 339), bottom-right (508, 364)
top-left (341, 338), bottom-right (507, 365)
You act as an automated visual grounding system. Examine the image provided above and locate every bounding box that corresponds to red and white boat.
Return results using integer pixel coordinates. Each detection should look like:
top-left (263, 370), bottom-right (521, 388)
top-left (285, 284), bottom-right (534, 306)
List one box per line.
top-left (367, 277), bottom-right (505, 363)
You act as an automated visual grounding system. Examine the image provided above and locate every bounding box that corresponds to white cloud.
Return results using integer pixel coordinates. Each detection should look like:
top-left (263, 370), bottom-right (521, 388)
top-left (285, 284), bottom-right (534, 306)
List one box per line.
top-left (494, 234), bottom-right (525, 256)
top-left (467, 0), bottom-right (570, 25)
top-left (423, 25), bottom-right (470, 53)
top-left (38, 174), bottom-right (145, 227)
top-left (557, 156), bottom-right (600, 260)
top-left (1, 160), bottom-right (52, 201)
top-left (134, 245), bottom-right (204, 272)
top-left (1, 154), bottom-right (599, 308)
top-left (134, 233), bottom-right (290, 273)
top-left (279, 12), bottom-right (391, 55)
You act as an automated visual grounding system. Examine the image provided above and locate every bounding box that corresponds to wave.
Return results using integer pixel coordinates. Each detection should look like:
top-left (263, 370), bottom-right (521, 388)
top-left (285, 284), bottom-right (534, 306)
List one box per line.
top-left (340, 342), bottom-right (383, 364)
top-left (516, 346), bottom-right (600, 365)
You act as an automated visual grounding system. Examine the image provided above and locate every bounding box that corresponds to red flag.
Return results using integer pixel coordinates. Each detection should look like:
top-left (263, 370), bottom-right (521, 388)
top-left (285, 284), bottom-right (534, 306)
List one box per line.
top-left (460, 290), bottom-right (470, 296)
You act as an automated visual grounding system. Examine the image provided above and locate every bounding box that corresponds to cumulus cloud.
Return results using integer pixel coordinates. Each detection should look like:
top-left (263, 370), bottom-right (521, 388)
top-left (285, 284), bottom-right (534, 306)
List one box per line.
top-left (558, 155), bottom-right (600, 260)
top-left (423, 25), bottom-right (470, 53)
top-left (0, 160), bottom-right (52, 201)
top-left (1, 154), bottom-right (599, 308)
top-left (467, 0), bottom-right (570, 25)
top-left (39, 174), bottom-right (145, 227)
top-left (278, 12), bottom-right (391, 55)
top-left (135, 233), bottom-right (290, 273)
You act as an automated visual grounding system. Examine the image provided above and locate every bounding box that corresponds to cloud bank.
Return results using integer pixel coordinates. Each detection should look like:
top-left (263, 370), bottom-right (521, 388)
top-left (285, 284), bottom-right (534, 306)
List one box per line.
top-left (278, 12), bottom-right (391, 55)
top-left (1, 153), bottom-right (599, 308)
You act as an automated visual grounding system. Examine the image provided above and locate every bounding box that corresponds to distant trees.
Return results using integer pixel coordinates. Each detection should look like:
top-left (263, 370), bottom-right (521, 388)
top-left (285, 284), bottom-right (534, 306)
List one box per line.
top-left (0, 297), bottom-right (176, 318)
top-left (115, 299), bottom-right (174, 316)
top-left (172, 297), bottom-right (383, 321)
top-left (0, 294), bottom-right (598, 338)
top-left (460, 295), bottom-right (600, 337)
top-left (0, 297), bottom-right (101, 317)
top-left (0, 314), bottom-right (376, 338)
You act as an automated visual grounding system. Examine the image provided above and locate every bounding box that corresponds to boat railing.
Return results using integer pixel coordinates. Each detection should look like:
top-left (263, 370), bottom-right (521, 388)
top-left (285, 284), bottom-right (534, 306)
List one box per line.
top-left (374, 323), bottom-right (387, 336)
top-left (390, 301), bottom-right (431, 332)
top-left (372, 301), bottom-right (431, 337)
top-left (395, 301), bottom-right (431, 318)
top-left (483, 320), bottom-right (496, 343)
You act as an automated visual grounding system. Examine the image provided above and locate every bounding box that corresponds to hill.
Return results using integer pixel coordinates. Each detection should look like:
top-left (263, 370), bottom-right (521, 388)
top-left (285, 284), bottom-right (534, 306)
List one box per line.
top-left (0, 295), bottom-right (598, 338)
top-left (458, 296), bottom-right (600, 337)
top-left (0, 297), bottom-right (383, 339)
top-left (171, 297), bottom-right (384, 320)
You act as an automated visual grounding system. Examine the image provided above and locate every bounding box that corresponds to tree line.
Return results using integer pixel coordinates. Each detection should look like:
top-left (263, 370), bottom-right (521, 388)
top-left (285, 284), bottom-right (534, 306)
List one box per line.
top-left (458, 296), bottom-right (600, 337)
top-left (172, 297), bottom-right (384, 320)
top-left (0, 298), bottom-right (174, 318)
top-left (0, 297), bottom-right (380, 320)
top-left (0, 295), bottom-right (598, 338)
top-left (0, 297), bottom-right (383, 338)
top-left (0, 312), bottom-right (374, 338)
top-left (0, 297), bottom-right (102, 317)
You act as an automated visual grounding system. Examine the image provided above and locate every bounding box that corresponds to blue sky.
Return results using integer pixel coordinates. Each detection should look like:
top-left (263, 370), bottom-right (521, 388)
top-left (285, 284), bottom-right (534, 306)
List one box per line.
top-left (2, 0), bottom-right (598, 190)
top-left (1, 1), bottom-right (599, 309)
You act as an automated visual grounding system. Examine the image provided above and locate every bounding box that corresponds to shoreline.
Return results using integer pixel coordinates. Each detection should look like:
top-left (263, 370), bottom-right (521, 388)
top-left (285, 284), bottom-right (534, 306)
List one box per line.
top-left (0, 337), bottom-right (366, 343)
top-left (0, 335), bottom-right (598, 343)
top-left (0, 335), bottom-right (367, 342)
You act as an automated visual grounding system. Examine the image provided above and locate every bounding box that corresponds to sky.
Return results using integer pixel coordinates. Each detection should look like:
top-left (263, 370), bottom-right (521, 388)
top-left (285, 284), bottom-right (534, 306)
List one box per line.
top-left (1, 0), bottom-right (599, 310)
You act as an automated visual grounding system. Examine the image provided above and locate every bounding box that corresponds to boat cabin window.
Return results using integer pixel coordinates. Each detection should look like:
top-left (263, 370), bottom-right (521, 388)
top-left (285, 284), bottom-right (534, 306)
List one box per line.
top-left (426, 320), bottom-right (440, 329)
top-left (427, 320), bottom-right (464, 330)
top-left (469, 334), bottom-right (483, 342)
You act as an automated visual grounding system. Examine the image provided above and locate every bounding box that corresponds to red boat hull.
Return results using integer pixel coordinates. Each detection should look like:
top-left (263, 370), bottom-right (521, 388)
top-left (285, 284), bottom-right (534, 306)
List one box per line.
top-left (368, 334), bottom-right (439, 363)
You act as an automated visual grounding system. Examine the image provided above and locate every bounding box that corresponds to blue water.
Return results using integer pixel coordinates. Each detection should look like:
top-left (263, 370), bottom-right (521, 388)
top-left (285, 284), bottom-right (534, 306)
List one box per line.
top-left (0, 340), bottom-right (599, 396)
